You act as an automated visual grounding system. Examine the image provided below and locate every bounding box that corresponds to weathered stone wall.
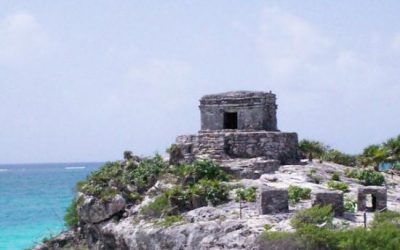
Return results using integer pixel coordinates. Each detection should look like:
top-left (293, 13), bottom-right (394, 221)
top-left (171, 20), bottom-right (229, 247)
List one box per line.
top-left (224, 131), bottom-right (298, 164)
top-left (312, 190), bottom-right (344, 216)
top-left (257, 185), bottom-right (289, 214)
top-left (176, 131), bottom-right (299, 164)
top-left (199, 91), bottom-right (278, 131)
top-left (357, 186), bottom-right (387, 211)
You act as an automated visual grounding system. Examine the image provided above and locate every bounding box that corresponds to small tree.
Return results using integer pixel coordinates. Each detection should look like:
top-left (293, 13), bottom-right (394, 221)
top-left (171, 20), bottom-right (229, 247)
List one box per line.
top-left (298, 139), bottom-right (328, 161)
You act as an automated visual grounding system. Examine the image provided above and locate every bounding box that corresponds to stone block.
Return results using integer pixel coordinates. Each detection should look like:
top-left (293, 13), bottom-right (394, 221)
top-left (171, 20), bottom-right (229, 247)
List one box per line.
top-left (357, 186), bottom-right (387, 212)
top-left (257, 185), bottom-right (288, 214)
top-left (312, 190), bottom-right (344, 216)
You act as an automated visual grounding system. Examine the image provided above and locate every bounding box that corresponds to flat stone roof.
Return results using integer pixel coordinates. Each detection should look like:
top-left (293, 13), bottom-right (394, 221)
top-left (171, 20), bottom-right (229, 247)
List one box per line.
top-left (200, 91), bottom-right (275, 101)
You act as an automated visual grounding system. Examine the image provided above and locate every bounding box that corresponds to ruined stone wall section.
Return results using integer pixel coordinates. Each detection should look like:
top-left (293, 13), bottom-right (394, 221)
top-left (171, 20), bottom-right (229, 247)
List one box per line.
top-left (224, 131), bottom-right (299, 164)
top-left (200, 91), bottom-right (278, 131)
top-left (176, 131), bottom-right (299, 164)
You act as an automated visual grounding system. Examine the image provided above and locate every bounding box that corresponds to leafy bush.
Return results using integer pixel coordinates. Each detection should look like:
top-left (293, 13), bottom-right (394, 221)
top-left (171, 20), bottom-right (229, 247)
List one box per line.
top-left (370, 211), bottom-right (400, 228)
top-left (298, 139), bottom-right (328, 159)
top-left (235, 187), bottom-right (257, 202)
top-left (123, 154), bottom-right (167, 192)
top-left (164, 179), bottom-right (230, 214)
top-left (322, 149), bottom-right (357, 166)
top-left (263, 224), bottom-right (272, 231)
top-left (291, 205), bottom-right (334, 230)
top-left (173, 160), bottom-right (228, 185)
top-left (327, 180), bottom-right (349, 192)
top-left (64, 199), bottom-right (79, 228)
top-left (338, 223), bottom-right (400, 250)
top-left (259, 207), bottom-right (400, 250)
top-left (190, 179), bottom-right (229, 206)
top-left (357, 169), bottom-right (385, 186)
top-left (258, 230), bottom-right (300, 250)
top-left (288, 185), bottom-right (311, 204)
top-left (140, 194), bottom-right (169, 218)
top-left (78, 155), bottom-right (168, 201)
top-left (344, 168), bottom-right (359, 178)
top-left (331, 172), bottom-right (341, 181)
top-left (344, 198), bottom-right (356, 212)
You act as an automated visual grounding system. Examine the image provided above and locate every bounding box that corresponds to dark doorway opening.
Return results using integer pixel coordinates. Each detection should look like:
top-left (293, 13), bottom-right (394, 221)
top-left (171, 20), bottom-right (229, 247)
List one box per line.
top-left (224, 112), bottom-right (238, 129)
top-left (366, 194), bottom-right (377, 211)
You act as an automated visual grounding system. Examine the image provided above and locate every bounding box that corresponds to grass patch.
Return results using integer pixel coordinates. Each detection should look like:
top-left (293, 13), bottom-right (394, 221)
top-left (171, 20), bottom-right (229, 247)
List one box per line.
top-left (327, 180), bottom-right (349, 192)
top-left (140, 194), bottom-right (169, 218)
top-left (157, 215), bottom-right (184, 227)
top-left (331, 172), bottom-right (341, 181)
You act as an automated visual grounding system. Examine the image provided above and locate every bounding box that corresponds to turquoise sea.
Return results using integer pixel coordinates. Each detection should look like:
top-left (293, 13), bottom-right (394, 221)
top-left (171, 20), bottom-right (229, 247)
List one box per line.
top-left (0, 162), bottom-right (103, 250)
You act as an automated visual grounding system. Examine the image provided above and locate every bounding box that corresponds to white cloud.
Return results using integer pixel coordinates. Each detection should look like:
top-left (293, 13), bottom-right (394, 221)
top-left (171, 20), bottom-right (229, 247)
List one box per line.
top-left (255, 7), bottom-right (400, 154)
top-left (0, 11), bottom-right (47, 63)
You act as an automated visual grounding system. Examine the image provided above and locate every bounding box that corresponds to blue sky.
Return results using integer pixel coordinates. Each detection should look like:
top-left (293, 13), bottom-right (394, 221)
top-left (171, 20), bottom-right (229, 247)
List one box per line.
top-left (1, 1), bottom-right (399, 163)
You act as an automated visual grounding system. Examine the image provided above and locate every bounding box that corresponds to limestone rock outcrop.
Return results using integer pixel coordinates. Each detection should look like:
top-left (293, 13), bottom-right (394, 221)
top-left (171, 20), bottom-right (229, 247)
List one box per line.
top-left (77, 194), bottom-right (126, 224)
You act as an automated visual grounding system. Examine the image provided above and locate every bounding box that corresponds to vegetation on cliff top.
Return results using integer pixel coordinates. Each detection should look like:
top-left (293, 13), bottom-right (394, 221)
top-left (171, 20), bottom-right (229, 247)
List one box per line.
top-left (140, 160), bottom-right (231, 218)
top-left (299, 134), bottom-right (400, 170)
top-left (260, 205), bottom-right (400, 250)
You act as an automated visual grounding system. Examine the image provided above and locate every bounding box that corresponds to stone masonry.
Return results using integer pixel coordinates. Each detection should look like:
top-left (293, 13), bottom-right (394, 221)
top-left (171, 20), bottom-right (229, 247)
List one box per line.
top-left (357, 186), bottom-right (387, 212)
top-left (257, 184), bottom-right (289, 214)
top-left (200, 91), bottom-right (278, 131)
top-left (312, 190), bottom-right (344, 216)
top-left (175, 91), bottom-right (299, 170)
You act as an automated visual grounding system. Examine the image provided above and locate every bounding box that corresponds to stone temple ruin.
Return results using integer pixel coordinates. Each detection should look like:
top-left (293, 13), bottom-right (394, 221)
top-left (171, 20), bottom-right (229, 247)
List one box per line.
top-left (175, 91), bottom-right (299, 178)
top-left (174, 91), bottom-right (389, 216)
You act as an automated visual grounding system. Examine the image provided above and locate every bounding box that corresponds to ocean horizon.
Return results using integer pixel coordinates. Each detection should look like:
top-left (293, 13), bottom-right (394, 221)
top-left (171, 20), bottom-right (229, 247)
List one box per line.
top-left (0, 162), bottom-right (103, 250)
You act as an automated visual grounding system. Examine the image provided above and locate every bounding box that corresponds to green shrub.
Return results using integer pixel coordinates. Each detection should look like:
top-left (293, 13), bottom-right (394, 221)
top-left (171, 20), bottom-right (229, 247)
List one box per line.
top-left (291, 205), bottom-right (334, 230)
top-left (344, 168), bottom-right (359, 178)
top-left (338, 223), bottom-right (400, 250)
top-left (191, 179), bottom-right (229, 206)
top-left (331, 172), bottom-right (341, 181)
top-left (357, 169), bottom-right (385, 186)
top-left (322, 149), bottom-right (357, 166)
top-left (165, 179), bottom-right (230, 213)
top-left (235, 187), bottom-right (257, 202)
top-left (298, 139), bottom-right (328, 159)
top-left (166, 186), bottom-right (194, 212)
top-left (327, 180), bottom-right (349, 192)
top-left (259, 207), bottom-right (400, 250)
top-left (78, 155), bottom-right (168, 201)
top-left (258, 230), bottom-right (299, 249)
top-left (306, 171), bottom-right (321, 184)
top-left (344, 198), bottom-right (356, 212)
top-left (173, 160), bottom-right (228, 185)
top-left (64, 199), bottom-right (79, 228)
top-left (370, 211), bottom-right (400, 228)
top-left (288, 185), bottom-right (311, 204)
top-left (123, 154), bottom-right (167, 191)
top-left (263, 224), bottom-right (272, 231)
top-left (126, 192), bottom-right (142, 203)
top-left (140, 194), bottom-right (169, 218)
top-left (296, 225), bottom-right (339, 250)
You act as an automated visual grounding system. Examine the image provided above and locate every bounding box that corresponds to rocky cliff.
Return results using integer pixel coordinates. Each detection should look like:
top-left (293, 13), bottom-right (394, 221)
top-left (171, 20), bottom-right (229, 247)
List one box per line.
top-left (33, 153), bottom-right (400, 250)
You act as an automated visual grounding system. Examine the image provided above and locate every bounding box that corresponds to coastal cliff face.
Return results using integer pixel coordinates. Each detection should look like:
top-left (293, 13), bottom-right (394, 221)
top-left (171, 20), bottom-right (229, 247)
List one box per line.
top-left (33, 154), bottom-right (400, 250)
